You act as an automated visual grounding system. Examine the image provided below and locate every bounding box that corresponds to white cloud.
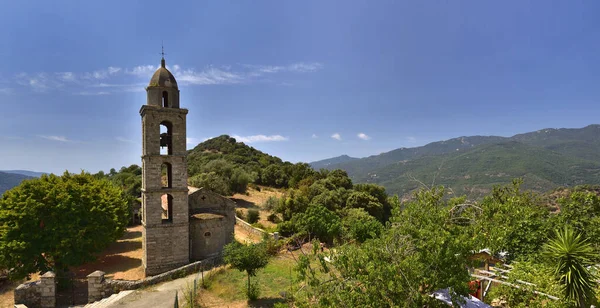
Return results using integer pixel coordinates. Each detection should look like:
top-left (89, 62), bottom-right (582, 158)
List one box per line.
top-left (14, 61), bottom-right (323, 93)
top-left (331, 133), bottom-right (342, 141)
top-left (231, 134), bottom-right (289, 143)
top-left (288, 62), bottom-right (324, 73)
top-left (357, 133), bottom-right (371, 140)
top-left (177, 67), bottom-right (244, 85)
top-left (406, 136), bottom-right (417, 143)
top-left (127, 65), bottom-right (157, 76)
top-left (57, 72), bottom-right (76, 82)
top-left (38, 135), bottom-right (70, 142)
top-left (311, 134), bottom-right (318, 138)
top-left (116, 137), bottom-right (136, 143)
top-left (107, 67), bottom-right (121, 74)
top-left (0, 88), bottom-right (12, 94)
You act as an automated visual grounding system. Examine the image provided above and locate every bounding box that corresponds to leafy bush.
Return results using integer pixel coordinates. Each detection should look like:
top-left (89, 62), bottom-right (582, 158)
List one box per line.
top-left (267, 213), bottom-right (281, 223)
top-left (223, 241), bottom-right (270, 301)
top-left (247, 209), bottom-right (260, 224)
top-left (263, 196), bottom-right (279, 211)
top-left (236, 210), bottom-right (245, 220)
top-left (341, 208), bottom-right (384, 243)
top-left (0, 172), bottom-right (130, 281)
top-left (246, 280), bottom-right (260, 301)
top-left (263, 237), bottom-right (284, 256)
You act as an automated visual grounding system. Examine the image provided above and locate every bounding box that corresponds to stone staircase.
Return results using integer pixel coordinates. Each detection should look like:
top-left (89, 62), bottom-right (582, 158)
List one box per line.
top-left (81, 290), bottom-right (134, 308)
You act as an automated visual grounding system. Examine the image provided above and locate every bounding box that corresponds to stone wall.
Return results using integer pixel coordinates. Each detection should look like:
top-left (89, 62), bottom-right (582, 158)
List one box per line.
top-left (235, 216), bottom-right (268, 238)
top-left (14, 271), bottom-right (55, 308)
top-left (85, 255), bottom-right (222, 304)
top-left (190, 214), bottom-right (233, 260)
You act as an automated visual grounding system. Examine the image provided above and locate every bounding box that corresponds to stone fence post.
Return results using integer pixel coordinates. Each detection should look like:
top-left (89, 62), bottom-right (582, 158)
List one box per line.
top-left (87, 270), bottom-right (106, 303)
top-left (39, 271), bottom-right (56, 308)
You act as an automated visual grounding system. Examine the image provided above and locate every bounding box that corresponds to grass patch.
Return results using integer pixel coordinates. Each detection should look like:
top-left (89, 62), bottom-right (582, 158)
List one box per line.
top-left (204, 256), bottom-right (297, 302)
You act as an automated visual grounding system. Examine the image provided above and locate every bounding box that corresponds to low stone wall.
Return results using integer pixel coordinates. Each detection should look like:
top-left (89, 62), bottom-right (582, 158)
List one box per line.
top-left (235, 217), bottom-right (281, 240)
top-left (14, 271), bottom-right (56, 308)
top-left (87, 255), bottom-right (223, 303)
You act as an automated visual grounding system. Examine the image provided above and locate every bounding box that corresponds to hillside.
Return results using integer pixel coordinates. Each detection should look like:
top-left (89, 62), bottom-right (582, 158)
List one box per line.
top-left (310, 155), bottom-right (359, 170)
top-left (0, 170), bottom-right (47, 178)
top-left (187, 135), bottom-right (314, 191)
top-left (0, 172), bottom-right (33, 196)
top-left (312, 124), bottom-right (600, 198)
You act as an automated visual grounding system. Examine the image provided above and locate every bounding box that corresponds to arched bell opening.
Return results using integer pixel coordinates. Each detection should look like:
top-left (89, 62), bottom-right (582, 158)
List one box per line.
top-left (160, 121), bottom-right (173, 155)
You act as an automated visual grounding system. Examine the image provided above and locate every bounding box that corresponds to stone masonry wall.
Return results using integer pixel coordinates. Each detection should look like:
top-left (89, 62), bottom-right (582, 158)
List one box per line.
top-left (14, 271), bottom-right (55, 308)
top-left (86, 255), bottom-right (222, 305)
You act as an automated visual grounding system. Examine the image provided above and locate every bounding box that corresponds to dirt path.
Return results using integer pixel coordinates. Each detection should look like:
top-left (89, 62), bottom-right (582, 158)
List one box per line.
top-left (106, 268), bottom-right (248, 308)
top-left (234, 224), bottom-right (263, 244)
top-left (73, 225), bottom-right (144, 280)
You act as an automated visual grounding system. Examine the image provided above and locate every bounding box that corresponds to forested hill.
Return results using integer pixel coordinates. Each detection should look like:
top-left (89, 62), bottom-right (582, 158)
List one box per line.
top-left (0, 172), bottom-right (33, 195)
top-left (310, 155), bottom-right (359, 170)
top-left (311, 124), bottom-right (600, 199)
top-left (187, 135), bottom-right (314, 194)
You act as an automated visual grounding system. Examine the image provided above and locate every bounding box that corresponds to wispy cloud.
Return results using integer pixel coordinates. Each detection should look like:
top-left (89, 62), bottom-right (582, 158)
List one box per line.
top-left (311, 134), bottom-right (318, 138)
top-left (0, 88), bottom-right (12, 94)
top-left (406, 136), bottom-right (417, 143)
top-left (177, 67), bottom-right (244, 85)
top-left (232, 134), bottom-right (289, 143)
top-left (357, 133), bottom-right (371, 140)
top-left (13, 62), bottom-right (323, 94)
top-left (331, 133), bottom-right (342, 141)
top-left (126, 65), bottom-right (157, 77)
top-left (38, 135), bottom-right (70, 142)
top-left (116, 137), bottom-right (136, 143)
top-left (288, 62), bottom-right (324, 73)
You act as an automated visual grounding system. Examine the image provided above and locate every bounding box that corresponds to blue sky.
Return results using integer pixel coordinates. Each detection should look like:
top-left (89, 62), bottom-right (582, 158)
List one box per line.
top-left (1, 1), bottom-right (599, 174)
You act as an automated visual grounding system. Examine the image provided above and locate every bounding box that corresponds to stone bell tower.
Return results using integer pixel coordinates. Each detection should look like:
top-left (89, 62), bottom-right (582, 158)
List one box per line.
top-left (140, 55), bottom-right (190, 276)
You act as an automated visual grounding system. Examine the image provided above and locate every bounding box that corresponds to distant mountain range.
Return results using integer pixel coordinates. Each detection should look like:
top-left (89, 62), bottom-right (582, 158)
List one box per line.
top-left (310, 125), bottom-right (600, 199)
top-left (0, 170), bottom-right (46, 196)
top-left (1, 170), bottom-right (47, 178)
top-left (0, 172), bottom-right (33, 196)
top-left (310, 155), bottom-right (359, 170)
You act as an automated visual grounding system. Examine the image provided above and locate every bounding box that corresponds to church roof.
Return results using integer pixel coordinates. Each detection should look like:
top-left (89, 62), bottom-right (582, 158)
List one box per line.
top-left (148, 58), bottom-right (178, 89)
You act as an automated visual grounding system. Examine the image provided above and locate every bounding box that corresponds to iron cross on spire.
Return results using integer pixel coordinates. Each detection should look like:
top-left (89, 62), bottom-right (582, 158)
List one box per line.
top-left (160, 41), bottom-right (166, 68)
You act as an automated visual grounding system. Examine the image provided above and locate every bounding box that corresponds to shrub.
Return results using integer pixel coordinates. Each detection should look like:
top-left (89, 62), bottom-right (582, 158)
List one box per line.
top-left (263, 196), bottom-right (279, 211)
top-left (264, 238), bottom-right (284, 256)
top-left (246, 280), bottom-right (260, 301)
top-left (236, 210), bottom-right (245, 220)
top-left (267, 213), bottom-right (281, 223)
top-left (247, 209), bottom-right (260, 224)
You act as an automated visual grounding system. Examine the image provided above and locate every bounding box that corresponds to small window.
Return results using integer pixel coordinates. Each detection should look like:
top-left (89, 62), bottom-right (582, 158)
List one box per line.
top-left (162, 91), bottom-right (169, 108)
top-left (161, 194), bottom-right (173, 223)
top-left (161, 163), bottom-right (172, 188)
top-left (204, 231), bottom-right (211, 237)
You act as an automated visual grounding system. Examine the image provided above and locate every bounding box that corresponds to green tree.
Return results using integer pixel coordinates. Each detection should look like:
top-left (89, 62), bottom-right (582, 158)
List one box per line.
top-left (188, 172), bottom-right (230, 196)
top-left (296, 189), bottom-right (474, 307)
top-left (543, 226), bottom-right (598, 307)
top-left (346, 191), bottom-right (384, 221)
top-left (473, 179), bottom-right (551, 259)
top-left (554, 191), bottom-right (600, 254)
top-left (341, 208), bottom-right (383, 243)
top-left (0, 172), bottom-right (129, 281)
top-left (294, 204), bottom-right (341, 244)
top-left (223, 241), bottom-right (270, 300)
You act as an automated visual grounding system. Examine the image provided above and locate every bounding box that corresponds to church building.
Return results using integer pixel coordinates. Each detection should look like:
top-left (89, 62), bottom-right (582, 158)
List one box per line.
top-left (139, 55), bottom-right (235, 276)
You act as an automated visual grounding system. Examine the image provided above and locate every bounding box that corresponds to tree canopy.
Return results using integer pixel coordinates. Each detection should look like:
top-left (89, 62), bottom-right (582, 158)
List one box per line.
top-left (0, 172), bottom-right (130, 280)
